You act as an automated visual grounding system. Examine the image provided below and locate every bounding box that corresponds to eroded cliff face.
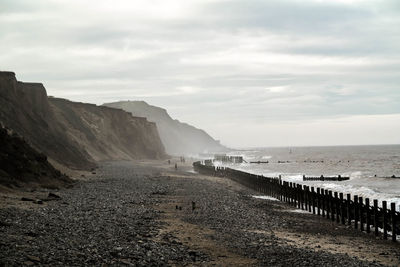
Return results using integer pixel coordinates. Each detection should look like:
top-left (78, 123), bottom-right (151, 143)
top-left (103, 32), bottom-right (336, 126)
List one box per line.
top-left (0, 125), bottom-right (72, 188)
top-left (103, 101), bottom-right (226, 156)
top-left (49, 98), bottom-right (166, 161)
top-left (0, 72), bottom-right (95, 170)
top-left (0, 72), bottom-right (166, 171)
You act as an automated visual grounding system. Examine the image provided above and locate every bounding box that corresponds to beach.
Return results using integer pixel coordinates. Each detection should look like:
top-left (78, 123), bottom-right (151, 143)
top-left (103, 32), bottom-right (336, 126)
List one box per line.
top-left (1, 160), bottom-right (400, 266)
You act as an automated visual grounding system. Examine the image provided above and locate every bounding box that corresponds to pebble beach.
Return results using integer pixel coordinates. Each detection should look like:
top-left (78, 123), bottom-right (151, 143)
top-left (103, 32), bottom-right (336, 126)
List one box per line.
top-left (1, 160), bottom-right (400, 266)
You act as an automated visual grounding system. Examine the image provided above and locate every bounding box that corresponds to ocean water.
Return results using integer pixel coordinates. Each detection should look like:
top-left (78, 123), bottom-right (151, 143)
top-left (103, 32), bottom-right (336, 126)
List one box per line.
top-left (212, 145), bottom-right (400, 211)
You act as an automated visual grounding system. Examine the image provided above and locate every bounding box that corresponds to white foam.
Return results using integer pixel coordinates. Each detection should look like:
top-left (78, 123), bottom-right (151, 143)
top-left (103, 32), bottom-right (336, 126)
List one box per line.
top-left (252, 195), bottom-right (279, 201)
top-left (287, 209), bottom-right (311, 214)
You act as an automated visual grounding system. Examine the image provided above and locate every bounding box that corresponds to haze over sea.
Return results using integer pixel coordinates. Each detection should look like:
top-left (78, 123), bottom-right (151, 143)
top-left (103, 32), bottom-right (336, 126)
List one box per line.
top-left (210, 144), bottom-right (400, 211)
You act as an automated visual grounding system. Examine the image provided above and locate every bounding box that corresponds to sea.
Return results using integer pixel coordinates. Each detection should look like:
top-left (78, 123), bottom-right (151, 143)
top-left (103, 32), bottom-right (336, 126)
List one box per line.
top-left (206, 145), bottom-right (400, 211)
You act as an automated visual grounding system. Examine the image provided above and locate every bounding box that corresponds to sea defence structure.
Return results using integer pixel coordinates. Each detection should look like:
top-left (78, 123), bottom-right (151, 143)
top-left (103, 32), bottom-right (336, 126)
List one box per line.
top-left (214, 154), bottom-right (244, 163)
top-left (193, 161), bottom-right (400, 242)
top-left (302, 175), bottom-right (350, 181)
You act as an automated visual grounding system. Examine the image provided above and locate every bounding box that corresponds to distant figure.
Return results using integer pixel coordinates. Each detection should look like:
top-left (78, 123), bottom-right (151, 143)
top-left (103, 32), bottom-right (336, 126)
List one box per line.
top-left (168, 159), bottom-right (171, 165)
top-left (175, 163), bottom-right (177, 170)
top-left (192, 201), bottom-right (196, 211)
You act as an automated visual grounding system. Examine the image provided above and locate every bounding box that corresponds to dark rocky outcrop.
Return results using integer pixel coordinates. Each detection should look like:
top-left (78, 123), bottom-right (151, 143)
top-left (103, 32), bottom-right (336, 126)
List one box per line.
top-left (0, 125), bottom-right (72, 188)
top-left (0, 71), bottom-right (166, 173)
top-left (103, 101), bottom-right (226, 156)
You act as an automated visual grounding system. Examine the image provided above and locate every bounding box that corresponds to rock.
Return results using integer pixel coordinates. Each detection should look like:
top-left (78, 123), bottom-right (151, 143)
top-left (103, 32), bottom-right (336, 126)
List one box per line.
top-left (26, 255), bottom-right (41, 262)
top-left (48, 192), bottom-right (61, 199)
top-left (0, 221), bottom-right (12, 227)
top-left (21, 197), bottom-right (34, 202)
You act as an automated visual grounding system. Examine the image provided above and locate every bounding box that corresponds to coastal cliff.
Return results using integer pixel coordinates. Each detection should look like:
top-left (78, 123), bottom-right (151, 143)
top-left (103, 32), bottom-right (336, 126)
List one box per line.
top-left (103, 101), bottom-right (226, 156)
top-left (0, 71), bottom-right (94, 170)
top-left (0, 72), bottom-right (166, 173)
top-left (0, 125), bottom-right (72, 188)
top-left (49, 98), bottom-right (166, 161)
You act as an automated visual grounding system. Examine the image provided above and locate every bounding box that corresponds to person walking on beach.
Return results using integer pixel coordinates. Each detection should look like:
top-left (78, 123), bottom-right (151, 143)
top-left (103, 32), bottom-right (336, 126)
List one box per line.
top-left (175, 163), bottom-right (177, 170)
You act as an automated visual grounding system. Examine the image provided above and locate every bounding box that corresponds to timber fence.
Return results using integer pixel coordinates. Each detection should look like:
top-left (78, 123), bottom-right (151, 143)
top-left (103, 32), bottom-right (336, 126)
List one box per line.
top-left (193, 161), bottom-right (400, 242)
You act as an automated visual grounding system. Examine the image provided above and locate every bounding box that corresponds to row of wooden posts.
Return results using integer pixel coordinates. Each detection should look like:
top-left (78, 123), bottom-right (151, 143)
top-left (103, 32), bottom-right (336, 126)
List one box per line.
top-left (193, 161), bottom-right (400, 242)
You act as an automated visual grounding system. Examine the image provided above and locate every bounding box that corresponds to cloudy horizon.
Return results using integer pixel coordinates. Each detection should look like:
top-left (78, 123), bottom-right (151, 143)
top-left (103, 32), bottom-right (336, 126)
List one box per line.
top-left (1, 0), bottom-right (399, 147)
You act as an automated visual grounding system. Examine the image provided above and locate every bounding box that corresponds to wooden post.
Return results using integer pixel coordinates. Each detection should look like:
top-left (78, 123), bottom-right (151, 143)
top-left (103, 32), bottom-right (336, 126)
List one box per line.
top-left (374, 199), bottom-right (379, 236)
top-left (347, 194), bottom-right (351, 225)
top-left (304, 186), bottom-right (308, 211)
top-left (391, 203), bottom-right (396, 242)
top-left (326, 190), bottom-right (330, 219)
top-left (317, 188), bottom-right (321, 216)
top-left (340, 193), bottom-right (345, 224)
top-left (335, 192), bottom-right (340, 223)
top-left (330, 191), bottom-right (335, 222)
top-left (299, 185), bottom-right (303, 210)
top-left (359, 196), bottom-right (364, 232)
top-left (383, 201), bottom-right (388, 240)
top-left (323, 189), bottom-right (326, 217)
top-left (354, 195), bottom-right (359, 229)
top-left (311, 187), bottom-right (315, 214)
top-left (366, 198), bottom-right (371, 233)
top-left (308, 187), bottom-right (312, 212)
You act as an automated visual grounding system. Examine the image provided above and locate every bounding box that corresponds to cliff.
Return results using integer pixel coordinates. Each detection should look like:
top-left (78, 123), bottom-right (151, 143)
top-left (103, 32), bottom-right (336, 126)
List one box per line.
top-left (0, 125), bottom-right (72, 188)
top-left (0, 72), bottom-right (166, 172)
top-left (0, 71), bottom-right (95, 170)
top-left (103, 101), bottom-right (226, 156)
top-left (49, 98), bottom-right (166, 161)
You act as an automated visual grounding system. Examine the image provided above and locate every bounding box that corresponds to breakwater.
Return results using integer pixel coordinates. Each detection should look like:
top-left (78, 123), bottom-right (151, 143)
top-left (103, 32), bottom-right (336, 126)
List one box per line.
top-left (193, 161), bottom-right (400, 242)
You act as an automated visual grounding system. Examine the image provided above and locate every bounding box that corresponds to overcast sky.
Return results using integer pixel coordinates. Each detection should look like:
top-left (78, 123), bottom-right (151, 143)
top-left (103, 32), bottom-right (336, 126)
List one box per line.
top-left (1, 0), bottom-right (399, 147)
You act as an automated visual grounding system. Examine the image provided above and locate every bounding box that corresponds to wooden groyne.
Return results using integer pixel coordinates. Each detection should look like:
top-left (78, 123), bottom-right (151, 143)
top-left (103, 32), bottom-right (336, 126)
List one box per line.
top-left (193, 161), bottom-right (400, 242)
top-left (303, 175), bottom-right (350, 181)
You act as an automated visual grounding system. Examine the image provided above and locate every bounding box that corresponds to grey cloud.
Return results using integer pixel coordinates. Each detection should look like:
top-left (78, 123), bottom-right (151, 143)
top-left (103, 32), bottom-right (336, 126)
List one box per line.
top-left (1, 0), bottom-right (399, 146)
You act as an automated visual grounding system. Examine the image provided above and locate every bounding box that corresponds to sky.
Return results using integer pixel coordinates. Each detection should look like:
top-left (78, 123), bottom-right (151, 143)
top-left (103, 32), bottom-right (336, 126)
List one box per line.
top-left (1, 0), bottom-right (399, 147)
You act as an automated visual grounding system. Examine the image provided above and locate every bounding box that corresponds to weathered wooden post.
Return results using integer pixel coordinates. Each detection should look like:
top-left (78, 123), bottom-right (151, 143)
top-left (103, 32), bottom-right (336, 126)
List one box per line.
top-left (327, 189), bottom-right (332, 220)
top-left (308, 187), bottom-right (312, 212)
top-left (347, 194), bottom-right (351, 225)
top-left (335, 192), bottom-right (340, 223)
top-left (359, 196), bottom-right (364, 232)
top-left (304, 186), bottom-right (308, 210)
top-left (391, 202), bottom-right (396, 242)
top-left (311, 187), bottom-right (315, 214)
top-left (366, 198), bottom-right (371, 233)
top-left (298, 184), bottom-right (302, 209)
top-left (340, 193), bottom-right (345, 224)
top-left (322, 189), bottom-right (326, 217)
top-left (330, 191), bottom-right (335, 222)
top-left (383, 201), bottom-right (388, 240)
top-left (374, 199), bottom-right (379, 236)
top-left (327, 190), bottom-right (331, 220)
top-left (354, 195), bottom-right (359, 229)
top-left (317, 188), bottom-right (321, 216)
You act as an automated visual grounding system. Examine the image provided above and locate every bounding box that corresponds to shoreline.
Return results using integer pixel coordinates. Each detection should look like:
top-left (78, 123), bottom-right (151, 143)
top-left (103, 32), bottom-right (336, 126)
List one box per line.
top-left (1, 159), bottom-right (399, 266)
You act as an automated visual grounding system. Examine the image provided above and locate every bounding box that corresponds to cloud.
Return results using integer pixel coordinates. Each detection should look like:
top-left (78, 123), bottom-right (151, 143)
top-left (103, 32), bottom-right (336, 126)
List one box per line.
top-left (0, 0), bottom-right (399, 146)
